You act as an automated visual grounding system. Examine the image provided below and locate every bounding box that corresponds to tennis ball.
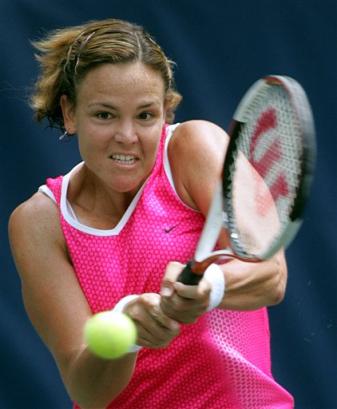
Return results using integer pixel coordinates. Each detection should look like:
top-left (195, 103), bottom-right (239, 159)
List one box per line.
top-left (84, 311), bottom-right (137, 359)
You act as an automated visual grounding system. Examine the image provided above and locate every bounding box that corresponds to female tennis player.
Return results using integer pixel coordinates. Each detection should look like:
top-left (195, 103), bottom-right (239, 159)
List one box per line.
top-left (8, 18), bottom-right (294, 409)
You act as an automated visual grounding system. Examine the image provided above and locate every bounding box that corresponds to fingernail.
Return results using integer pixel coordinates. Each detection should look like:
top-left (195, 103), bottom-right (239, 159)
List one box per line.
top-left (161, 287), bottom-right (173, 297)
top-left (199, 280), bottom-right (210, 292)
top-left (174, 282), bottom-right (184, 291)
top-left (171, 322), bottom-right (180, 331)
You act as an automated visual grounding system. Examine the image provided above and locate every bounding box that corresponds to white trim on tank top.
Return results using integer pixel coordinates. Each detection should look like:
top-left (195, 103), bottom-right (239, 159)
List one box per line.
top-left (38, 123), bottom-right (196, 236)
top-left (163, 123), bottom-right (200, 212)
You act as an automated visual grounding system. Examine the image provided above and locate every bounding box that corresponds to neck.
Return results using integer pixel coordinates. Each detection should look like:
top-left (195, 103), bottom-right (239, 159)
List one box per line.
top-left (68, 164), bottom-right (138, 223)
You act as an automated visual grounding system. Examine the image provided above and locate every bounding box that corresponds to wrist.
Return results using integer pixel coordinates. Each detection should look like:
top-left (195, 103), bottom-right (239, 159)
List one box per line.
top-left (112, 295), bottom-right (139, 313)
top-left (112, 295), bottom-right (142, 353)
top-left (203, 264), bottom-right (226, 311)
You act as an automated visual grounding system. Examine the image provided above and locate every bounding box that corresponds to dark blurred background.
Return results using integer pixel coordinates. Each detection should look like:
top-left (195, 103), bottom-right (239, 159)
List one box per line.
top-left (0, 1), bottom-right (336, 408)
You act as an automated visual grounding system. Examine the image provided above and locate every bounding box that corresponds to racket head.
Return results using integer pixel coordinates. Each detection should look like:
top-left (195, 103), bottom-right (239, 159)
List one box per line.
top-left (223, 75), bottom-right (316, 261)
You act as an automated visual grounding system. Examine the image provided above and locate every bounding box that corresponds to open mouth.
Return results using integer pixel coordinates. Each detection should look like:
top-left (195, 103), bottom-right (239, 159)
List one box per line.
top-left (110, 154), bottom-right (138, 165)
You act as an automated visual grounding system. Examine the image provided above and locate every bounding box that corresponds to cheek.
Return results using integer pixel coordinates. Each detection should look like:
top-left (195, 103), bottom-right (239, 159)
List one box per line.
top-left (76, 136), bottom-right (104, 166)
top-left (144, 132), bottom-right (163, 165)
top-left (77, 124), bottom-right (110, 153)
top-left (150, 122), bottom-right (164, 144)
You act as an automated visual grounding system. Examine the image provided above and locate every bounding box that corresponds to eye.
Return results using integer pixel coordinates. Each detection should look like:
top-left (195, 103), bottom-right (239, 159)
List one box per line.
top-left (138, 111), bottom-right (153, 121)
top-left (96, 111), bottom-right (114, 120)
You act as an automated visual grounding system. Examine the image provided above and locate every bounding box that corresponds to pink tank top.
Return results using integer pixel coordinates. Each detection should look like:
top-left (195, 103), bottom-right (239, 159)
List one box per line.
top-left (46, 124), bottom-right (294, 409)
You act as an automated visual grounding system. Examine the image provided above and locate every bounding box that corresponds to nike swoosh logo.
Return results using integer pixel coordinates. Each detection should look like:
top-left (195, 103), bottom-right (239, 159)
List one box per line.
top-left (164, 225), bottom-right (178, 233)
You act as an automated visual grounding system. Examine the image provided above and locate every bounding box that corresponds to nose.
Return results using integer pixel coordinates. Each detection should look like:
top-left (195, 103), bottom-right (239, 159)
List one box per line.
top-left (114, 120), bottom-right (138, 144)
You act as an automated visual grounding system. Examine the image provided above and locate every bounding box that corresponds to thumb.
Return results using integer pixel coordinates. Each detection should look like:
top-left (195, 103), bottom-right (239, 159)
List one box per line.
top-left (160, 261), bottom-right (184, 297)
top-left (198, 277), bottom-right (212, 296)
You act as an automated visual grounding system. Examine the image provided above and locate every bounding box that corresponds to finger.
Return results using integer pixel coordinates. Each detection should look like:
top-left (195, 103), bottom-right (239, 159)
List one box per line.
top-left (137, 310), bottom-right (179, 347)
top-left (160, 293), bottom-right (194, 316)
top-left (161, 293), bottom-right (207, 322)
top-left (140, 293), bottom-right (180, 332)
top-left (133, 307), bottom-right (166, 346)
top-left (174, 280), bottom-right (211, 300)
top-left (151, 304), bottom-right (180, 332)
top-left (137, 323), bottom-right (169, 347)
top-left (158, 302), bottom-right (201, 324)
top-left (198, 277), bottom-right (213, 295)
top-left (160, 261), bottom-right (184, 297)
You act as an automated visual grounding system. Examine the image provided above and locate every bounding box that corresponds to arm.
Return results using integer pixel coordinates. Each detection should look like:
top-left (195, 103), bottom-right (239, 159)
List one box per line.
top-left (8, 193), bottom-right (135, 408)
top-left (160, 120), bottom-right (288, 322)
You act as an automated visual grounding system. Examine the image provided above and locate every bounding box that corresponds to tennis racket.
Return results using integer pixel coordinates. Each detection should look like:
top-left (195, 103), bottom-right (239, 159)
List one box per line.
top-left (178, 75), bottom-right (316, 285)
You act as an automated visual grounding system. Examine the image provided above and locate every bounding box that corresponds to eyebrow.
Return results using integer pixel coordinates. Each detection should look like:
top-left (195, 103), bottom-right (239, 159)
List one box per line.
top-left (88, 101), bottom-right (160, 109)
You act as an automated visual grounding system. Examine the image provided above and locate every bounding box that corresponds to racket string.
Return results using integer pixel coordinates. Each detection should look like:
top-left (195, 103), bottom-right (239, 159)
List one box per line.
top-left (228, 84), bottom-right (304, 257)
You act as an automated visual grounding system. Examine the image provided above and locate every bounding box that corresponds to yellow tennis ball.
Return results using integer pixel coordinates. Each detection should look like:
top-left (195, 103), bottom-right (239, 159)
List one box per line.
top-left (84, 311), bottom-right (137, 359)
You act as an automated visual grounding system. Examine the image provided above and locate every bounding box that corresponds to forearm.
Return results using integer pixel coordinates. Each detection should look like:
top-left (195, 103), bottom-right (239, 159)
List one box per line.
top-left (219, 251), bottom-right (287, 311)
top-left (62, 346), bottom-right (137, 409)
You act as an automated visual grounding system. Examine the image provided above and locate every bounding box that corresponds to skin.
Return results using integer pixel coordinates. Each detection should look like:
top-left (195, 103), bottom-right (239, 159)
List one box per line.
top-left (8, 61), bottom-right (288, 408)
top-left (159, 120), bottom-right (287, 323)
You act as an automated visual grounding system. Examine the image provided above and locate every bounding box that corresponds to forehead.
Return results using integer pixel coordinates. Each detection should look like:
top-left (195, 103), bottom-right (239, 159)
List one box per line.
top-left (76, 62), bottom-right (165, 103)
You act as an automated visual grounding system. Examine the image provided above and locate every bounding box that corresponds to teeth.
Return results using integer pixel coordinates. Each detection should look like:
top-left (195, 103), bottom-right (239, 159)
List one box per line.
top-left (111, 154), bottom-right (136, 164)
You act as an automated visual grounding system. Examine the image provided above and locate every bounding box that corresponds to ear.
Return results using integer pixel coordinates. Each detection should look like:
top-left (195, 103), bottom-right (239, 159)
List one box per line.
top-left (164, 91), bottom-right (180, 124)
top-left (60, 95), bottom-right (77, 134)
top-left (163, 98), bottom-right (172, 124)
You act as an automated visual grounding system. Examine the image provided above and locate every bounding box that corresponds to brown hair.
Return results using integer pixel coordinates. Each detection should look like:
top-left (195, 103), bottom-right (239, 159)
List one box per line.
top-left (30, 18), bottom-right (182, 129)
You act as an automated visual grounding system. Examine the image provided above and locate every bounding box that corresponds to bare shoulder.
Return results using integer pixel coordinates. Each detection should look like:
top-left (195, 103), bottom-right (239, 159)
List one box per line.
top-left (9, 192), bottom-right (60, 239)
top-left (167, 120), bottom-right (229, 210)
top-left (10, 190), bottom-right (57, 216)
top-left (171, 120), bottom-right (229, 157)
top-left (167, 120), bottom-right (231, 245)
top-left (8, 192), bottom-right (65, 277)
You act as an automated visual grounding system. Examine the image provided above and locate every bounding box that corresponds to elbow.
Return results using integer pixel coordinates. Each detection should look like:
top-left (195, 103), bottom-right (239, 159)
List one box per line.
top-left (67, 375), bottom-right (128, 409)
top-left (269, 282), bottom-right (286, 305)
top-left (69, 384), bottom-right (125, 409)
top-left (75, 397), bottom-right (113, 409)
top-left (62, 349), bottom-right (134, 409)
top-left (268, 263), bottom-right (288, 306)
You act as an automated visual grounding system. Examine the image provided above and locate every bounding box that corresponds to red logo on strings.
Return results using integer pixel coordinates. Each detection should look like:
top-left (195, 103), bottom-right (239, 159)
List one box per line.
top-left (249, 108), bottom-right (289, 215)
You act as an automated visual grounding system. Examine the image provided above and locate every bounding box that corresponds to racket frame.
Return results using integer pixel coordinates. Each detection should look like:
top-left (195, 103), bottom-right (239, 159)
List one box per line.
top-left (222, 75), bottom-right (316, 261)
top-left (177, 75), bottom-right (316, 284)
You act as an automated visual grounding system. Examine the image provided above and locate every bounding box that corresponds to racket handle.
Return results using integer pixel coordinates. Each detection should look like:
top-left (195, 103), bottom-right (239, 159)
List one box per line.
top-left (177, 261), bottom-right (203, 285)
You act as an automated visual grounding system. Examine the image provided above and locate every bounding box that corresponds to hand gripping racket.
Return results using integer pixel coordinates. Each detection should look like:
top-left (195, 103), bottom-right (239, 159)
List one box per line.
top-left (178, 75), bottom-right (316, 285)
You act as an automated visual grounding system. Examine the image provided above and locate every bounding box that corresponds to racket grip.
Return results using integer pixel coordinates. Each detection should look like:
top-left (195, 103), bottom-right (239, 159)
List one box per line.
top-left (177, 261), bottom-right (203, 285)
